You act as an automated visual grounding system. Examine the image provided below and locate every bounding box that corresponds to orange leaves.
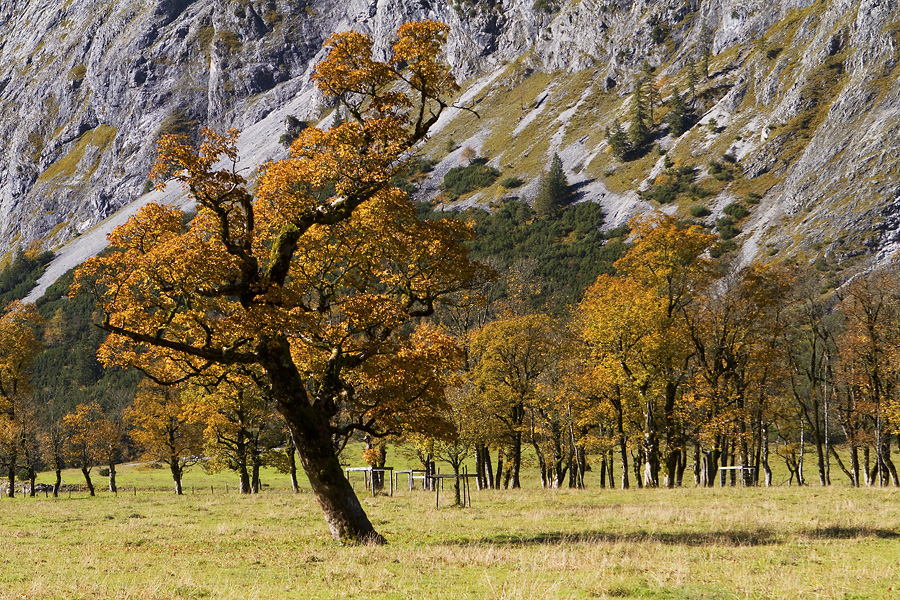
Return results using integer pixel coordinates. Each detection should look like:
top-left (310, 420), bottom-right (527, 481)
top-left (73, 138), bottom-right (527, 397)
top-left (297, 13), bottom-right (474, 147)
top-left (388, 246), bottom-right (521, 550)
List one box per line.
top-left (312, 21), bottom-right (455, 125)
top-left (392, 21), bottom-right (458, 98)
top-left (151, 128), bottom-right (242, 191)
top-left (63, 402), bottom-right (120, 466)
top-left (106, 203), bottom-right (184, 252)
top-left (0, 301), bottom-right (42, 402)
top-left (615, 212), bottom-right (716, 316)
top-left (313, 31), bottom-right (394, 101)
top-left (72, 22), bottom-right (483, 452)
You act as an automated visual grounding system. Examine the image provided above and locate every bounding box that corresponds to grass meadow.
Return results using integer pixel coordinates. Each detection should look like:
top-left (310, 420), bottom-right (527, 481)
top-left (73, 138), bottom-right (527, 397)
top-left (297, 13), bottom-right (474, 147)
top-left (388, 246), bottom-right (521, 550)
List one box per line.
top-left (2, 453), bottom-right (899, 599)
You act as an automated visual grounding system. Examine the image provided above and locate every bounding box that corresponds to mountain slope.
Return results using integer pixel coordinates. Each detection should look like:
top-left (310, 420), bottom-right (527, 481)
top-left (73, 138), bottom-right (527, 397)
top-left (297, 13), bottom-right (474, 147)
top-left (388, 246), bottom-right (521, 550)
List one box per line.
top-left (2, 0), bottom-right (899, 296)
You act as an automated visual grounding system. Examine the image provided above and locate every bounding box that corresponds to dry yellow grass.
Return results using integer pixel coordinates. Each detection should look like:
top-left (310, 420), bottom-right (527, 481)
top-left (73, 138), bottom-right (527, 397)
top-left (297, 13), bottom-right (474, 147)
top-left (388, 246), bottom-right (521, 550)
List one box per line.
top-left (2, 479), bottom-right (899, 599)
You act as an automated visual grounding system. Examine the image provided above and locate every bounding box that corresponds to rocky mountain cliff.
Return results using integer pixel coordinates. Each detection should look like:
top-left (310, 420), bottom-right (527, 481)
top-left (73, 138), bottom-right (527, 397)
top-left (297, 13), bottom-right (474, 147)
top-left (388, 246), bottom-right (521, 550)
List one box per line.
top-left (2, 0), bottom-right (899, 296)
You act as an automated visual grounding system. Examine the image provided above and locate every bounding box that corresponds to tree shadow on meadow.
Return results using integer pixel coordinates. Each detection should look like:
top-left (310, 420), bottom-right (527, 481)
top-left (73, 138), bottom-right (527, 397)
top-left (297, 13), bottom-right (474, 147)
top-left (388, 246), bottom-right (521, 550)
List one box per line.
top-left (444, 525), bottom-right (900, 548)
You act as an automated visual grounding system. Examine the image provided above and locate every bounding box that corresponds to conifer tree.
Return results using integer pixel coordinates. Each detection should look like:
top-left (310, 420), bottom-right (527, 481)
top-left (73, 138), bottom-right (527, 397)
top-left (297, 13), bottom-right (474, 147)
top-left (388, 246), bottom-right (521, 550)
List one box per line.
top-left (686, 58), bottom-right (699, 106)
top-left (606, 119), bottom-right (630, 159)
top-left (698, 23), bottom-right (713, 79)
top-left (533, 153), bottom-right (571, 219)
top-left (667, 86), bottom-right (689, 137)
top-left (628, 80), bottom-right (651, 151)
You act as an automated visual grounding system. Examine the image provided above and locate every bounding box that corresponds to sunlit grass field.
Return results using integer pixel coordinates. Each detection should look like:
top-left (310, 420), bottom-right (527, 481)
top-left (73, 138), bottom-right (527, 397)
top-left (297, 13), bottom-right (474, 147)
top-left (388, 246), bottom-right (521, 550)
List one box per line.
top-left (2, 452), bottom-right (899, 599)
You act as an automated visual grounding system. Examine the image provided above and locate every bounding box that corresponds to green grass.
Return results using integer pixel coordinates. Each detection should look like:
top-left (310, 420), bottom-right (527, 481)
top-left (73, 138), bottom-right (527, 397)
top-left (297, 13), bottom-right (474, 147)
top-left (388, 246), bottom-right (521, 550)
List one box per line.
top-left (36, 124), bottom-right (117, 184)
top-left (3, 456), bottom-right (900, 599)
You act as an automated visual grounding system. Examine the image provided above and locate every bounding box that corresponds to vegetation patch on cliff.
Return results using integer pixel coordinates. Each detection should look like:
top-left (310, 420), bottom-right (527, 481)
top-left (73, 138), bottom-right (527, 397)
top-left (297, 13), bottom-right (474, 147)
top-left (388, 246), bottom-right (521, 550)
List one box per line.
top-left (36, 125), bottom-right (117, 185)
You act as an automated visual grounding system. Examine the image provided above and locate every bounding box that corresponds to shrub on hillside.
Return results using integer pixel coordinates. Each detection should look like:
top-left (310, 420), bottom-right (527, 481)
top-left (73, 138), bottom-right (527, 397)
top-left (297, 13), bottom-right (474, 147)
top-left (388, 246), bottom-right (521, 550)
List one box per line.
top-left (441, 161), bottom-right (501, 199)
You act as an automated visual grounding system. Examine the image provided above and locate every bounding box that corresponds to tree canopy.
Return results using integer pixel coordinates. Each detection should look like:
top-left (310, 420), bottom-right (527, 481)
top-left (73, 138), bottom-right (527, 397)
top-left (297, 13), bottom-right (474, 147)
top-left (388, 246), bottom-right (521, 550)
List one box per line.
top-left (73, 21), bottom-right (489, 544)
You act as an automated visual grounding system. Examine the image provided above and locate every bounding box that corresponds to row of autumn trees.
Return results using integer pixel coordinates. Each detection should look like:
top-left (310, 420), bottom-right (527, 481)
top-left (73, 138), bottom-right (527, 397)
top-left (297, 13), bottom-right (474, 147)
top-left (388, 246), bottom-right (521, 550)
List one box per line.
top-left (429, 212), bottom-right (900, 494)
top-left (3, 21), bottom-right (897, 547)
top-left (6, 208), bottom-right (899, 502)
top-left (0, 302), bottom-right (300, 498)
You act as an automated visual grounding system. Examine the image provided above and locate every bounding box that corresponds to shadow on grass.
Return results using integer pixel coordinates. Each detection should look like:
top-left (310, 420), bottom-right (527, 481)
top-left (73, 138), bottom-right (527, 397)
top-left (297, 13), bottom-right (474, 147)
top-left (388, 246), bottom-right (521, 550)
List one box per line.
top-left (800, 525), bottom-right (900, 539)
top-left (445, 525), bottom-right (900, 547)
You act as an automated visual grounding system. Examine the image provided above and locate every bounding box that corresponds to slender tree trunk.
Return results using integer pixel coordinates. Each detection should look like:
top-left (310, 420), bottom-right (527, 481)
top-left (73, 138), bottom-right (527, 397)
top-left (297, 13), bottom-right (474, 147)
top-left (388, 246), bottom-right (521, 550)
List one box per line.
top-left (882, 434), bottom-right (899, 486)
top-left (761, 425), bottom-right (772, 487)
top-left (238, 454), bottom-right (251, 494)
top-left (850, 445), bottom-right (860, 487)
top-left (53, 468), bottom-right (61, 498)
top-left (494, 448), bottom-right (504, 490)
top-left (483, 445), bottom-right (494, 489)
top-left (475, 444), bottom-right (486, 490)
top-left (451, 456), bottom-right (462, 506)
top-left (425, 455), bottom-right (435, 491)
top-left (633, 447), bottom-right (644, 488)
top-left (694, 442), bottom-right (702, 486)
top-left (599, 455), bottom-right (607, 488)
top-left (511, 432), bottom-right (522, 489)
top-left (6, 452), bottom-right (15, 498)
top-left (251, 458), bottom-right (261, 494)
top-left (738, 395), bottom-right (752, 487)
top-left (606, 450), bottom-right (615, 489)
top-left (814, 407), bottom-right (827, 486)
top-left (82, 466), bottom-right (95, 497)
top-left (643, 399), bottom-right (659, 487)
top-left (287, 442), bottom-right (300, 493)
top-left (28, 468), bottom-right (36, 497)
top-left (719, 438), bottom-right (728, 487)
top-left (664, 382), bottom-right (680, 489)
top-left (864, 445), bottom-right (872, 486)
top-left (108, 461), bottom-right (117, 494)
top-left (615, 402), bottom-right (629, 489)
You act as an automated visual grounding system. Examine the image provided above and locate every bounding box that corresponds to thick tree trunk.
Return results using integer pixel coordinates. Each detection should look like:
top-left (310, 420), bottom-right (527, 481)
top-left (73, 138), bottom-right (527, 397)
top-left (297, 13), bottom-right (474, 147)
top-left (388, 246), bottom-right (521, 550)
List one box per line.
top-left (267, 349), bottom-right (383, 543)
top-left (171, 460), bottom-right (183, 495)
top-left (283, 414), bottom-right (383, 542)
top-left (82, 467), bottom-right (95, 497)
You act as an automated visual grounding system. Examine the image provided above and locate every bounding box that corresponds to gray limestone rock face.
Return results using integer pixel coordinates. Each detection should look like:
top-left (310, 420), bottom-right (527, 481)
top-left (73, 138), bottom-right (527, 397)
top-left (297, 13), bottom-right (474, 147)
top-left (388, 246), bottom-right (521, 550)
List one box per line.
top-left (2, 0), bottom-right (900, 290)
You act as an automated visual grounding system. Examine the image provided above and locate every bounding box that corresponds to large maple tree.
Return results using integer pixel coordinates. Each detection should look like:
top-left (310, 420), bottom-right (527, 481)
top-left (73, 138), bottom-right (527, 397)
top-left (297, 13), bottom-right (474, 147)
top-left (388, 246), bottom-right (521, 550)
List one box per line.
top-left (74, 21), bottom-right (489, 543)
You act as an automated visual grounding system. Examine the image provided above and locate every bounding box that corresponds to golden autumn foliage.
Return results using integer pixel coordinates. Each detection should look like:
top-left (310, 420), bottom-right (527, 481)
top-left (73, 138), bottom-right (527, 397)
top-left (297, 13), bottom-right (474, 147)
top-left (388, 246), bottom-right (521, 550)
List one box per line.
top-left (125, 382), bottom-right (205, 494)
top-left (0, 302), bottom-right (42, 404)
top-left (72, 21), bottom-right (484, 542)
top-left (0, 302), bottom-right (43, 497)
